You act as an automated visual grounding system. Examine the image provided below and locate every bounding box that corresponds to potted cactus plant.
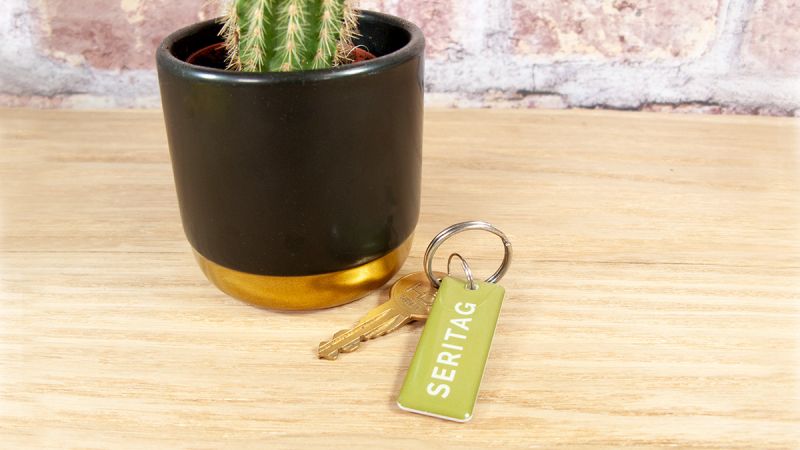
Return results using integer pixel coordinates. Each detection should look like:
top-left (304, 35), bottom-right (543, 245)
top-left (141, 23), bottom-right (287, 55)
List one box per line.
top-left (156, 1), bottom-right (425, 310)
top-left (221, 0), bottom-right (360, 70)
top-left (185, 0), bottom-right (377, 70)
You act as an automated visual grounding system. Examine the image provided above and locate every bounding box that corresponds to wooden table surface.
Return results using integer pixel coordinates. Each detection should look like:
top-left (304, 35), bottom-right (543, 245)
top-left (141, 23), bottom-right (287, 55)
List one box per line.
top-left (1, 108), bottom-right (798, 448)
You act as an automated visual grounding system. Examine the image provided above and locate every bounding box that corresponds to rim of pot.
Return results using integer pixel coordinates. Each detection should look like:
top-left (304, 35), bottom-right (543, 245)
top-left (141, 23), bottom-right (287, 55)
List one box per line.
top-left (157, 10), bottom-right (425, 84)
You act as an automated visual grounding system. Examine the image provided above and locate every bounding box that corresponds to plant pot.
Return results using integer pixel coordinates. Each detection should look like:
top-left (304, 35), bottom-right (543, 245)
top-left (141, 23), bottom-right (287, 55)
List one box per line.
top-left (156, 11), bottom-right (425, 310)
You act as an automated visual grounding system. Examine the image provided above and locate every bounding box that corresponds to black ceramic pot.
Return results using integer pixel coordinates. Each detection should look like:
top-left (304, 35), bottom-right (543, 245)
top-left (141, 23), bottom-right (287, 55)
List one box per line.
top-left (156, 11), bottom-right (424, 310)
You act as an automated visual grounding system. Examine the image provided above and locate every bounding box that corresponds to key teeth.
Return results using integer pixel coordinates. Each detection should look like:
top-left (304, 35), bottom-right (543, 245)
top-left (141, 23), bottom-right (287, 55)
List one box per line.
top-left (318, 341), bottom-right (339, 360)
top-left (318, 327), bottom-right (364, 359)
top-left (318, 329), bottom-right (353, 360)
top-left (340, 341), bottom-right (360, 353)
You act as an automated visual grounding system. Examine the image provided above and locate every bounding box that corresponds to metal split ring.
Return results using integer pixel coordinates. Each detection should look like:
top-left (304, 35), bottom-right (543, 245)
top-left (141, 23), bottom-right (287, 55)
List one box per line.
top-left (447, 253), bottom-right (477, 290)
top-left (423, 221), bottom-right (513, 288)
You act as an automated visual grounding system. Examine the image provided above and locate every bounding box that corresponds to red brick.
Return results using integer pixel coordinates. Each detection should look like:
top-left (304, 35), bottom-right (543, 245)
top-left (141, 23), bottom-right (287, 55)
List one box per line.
top-left (395, 0), bottom-right (454, 57)
top-left (741, 0), bottom-right (800, 73)
top-left (361, 0), bottom-right (456, 58)
top-left (33, 0), bottom-right (216, 70)
top-left (512, 0), bottom-right (720, 60)
top-left (358, 0), bottom-right (390, 11)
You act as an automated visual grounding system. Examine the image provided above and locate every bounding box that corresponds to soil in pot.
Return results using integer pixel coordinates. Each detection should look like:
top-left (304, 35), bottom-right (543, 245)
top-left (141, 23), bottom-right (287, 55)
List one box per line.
top-left (185, 43), bottom-right (376, 68)
top-left (185, 42), bottom-right (228, 68)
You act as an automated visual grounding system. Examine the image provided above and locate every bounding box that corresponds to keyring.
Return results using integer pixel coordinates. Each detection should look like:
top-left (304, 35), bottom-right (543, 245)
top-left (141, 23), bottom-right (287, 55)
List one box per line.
top-left (447, 253), bottom-right (477, 290)
top-left (423, 221), bottom-right (512, 288)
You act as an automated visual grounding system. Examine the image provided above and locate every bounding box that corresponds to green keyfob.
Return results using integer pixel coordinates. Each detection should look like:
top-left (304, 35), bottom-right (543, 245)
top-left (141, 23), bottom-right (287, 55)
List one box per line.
top-left (397, 276), bottom-right (505, 422)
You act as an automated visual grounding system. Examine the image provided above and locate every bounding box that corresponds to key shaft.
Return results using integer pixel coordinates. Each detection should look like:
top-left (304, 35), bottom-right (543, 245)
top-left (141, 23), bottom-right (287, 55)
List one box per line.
top-left (318, 271), bottom-right (444, 360)
top-left (318, 305), bottom-right (409, 359)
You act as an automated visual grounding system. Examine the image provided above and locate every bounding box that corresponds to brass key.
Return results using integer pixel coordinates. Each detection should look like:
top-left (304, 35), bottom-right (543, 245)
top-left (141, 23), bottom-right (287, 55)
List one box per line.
top-left (318, 271), bottom-right (444, 360)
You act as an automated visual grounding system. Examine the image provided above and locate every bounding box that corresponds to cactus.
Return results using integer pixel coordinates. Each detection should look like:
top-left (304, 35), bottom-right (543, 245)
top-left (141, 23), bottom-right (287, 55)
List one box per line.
top-left (220, 0), bottom-right (359, 72)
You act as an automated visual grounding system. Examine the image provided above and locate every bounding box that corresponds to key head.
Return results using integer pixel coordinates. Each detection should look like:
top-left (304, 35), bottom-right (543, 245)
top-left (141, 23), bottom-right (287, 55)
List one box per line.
top-left (388, 271), bottom-right (445, 320)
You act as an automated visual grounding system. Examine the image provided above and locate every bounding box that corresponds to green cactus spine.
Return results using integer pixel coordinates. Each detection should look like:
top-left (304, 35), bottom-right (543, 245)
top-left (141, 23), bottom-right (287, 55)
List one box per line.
top-left (220, 0), bottom-right (358, 72)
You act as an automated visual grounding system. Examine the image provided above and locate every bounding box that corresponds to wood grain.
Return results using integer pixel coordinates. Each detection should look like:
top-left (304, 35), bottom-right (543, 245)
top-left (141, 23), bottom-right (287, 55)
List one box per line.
top-left (1, 108), bottom-right (798, 448)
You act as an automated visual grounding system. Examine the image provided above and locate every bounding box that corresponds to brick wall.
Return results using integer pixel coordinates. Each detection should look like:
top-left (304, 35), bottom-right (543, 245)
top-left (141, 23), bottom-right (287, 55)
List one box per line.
top-left (1, 0), bottom-right (798, 115)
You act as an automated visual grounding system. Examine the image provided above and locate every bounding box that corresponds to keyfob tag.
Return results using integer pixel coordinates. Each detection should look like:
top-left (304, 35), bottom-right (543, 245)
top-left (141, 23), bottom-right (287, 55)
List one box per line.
top-left (397, 276), bottom-right (505, 422)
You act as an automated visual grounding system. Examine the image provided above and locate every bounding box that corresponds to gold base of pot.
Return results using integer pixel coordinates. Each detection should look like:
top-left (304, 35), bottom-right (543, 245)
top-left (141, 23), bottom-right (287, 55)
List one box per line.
top-left (193, 236), bottom-right (413, 310)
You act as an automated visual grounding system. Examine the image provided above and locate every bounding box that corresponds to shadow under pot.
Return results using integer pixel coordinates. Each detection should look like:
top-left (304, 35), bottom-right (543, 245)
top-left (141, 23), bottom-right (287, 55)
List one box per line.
top-left (156, 11), bottom-right (425, 310)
